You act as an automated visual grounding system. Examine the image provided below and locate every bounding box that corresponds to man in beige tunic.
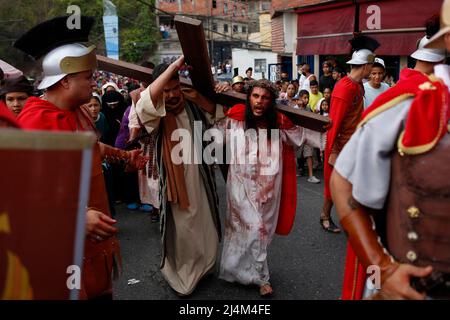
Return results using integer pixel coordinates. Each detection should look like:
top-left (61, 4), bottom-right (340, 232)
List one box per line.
top-left (135, 56), bottom-right (225, 295)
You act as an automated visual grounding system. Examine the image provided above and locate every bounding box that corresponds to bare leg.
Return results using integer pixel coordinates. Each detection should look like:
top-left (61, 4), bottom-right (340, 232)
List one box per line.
top-left (320, 198), bottom-right (341, 233)
top-left (322, 198), bottom-right (333, 219)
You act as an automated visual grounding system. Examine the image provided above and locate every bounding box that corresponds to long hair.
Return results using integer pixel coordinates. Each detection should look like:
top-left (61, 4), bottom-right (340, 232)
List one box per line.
top-left (244, 85), bottom-right (278, 139)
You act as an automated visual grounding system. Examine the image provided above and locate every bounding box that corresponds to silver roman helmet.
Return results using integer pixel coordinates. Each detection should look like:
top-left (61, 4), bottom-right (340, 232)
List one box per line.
top-left (14, 15), bottom-right (97, 90)
top-left (346, 34), bottom-right (380, 66)
top-left (346, 49), bottom-right (376, 65)
top-left (38, 43), bottom-right (97, 90)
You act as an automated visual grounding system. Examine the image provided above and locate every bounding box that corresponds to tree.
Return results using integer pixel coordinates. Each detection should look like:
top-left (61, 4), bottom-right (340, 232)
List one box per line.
top-left (0, 0), bottom-right (158, 75)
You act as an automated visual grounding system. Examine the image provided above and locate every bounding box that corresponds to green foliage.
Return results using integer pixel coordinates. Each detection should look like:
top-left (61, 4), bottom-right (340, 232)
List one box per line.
top-left (0, 0), bottom-right (158, 74)
top-left (114, 0), bottom-right (158, 63)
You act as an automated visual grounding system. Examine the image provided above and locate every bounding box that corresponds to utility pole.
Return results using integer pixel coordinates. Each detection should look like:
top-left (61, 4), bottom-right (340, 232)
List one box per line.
top-left (230, 0), bottom-right (233, 43)
top-left (209, 1), bottom-right (215, 66)
top-left (245, 0), bottom-right (249, 48)
top-left (211, 21), bottom-right (214, 66)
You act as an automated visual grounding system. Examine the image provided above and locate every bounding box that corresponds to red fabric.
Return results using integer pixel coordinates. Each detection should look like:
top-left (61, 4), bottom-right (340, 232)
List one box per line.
top-left (363, 33), bottom-right (428, 56)
top-left (296, 2), bottom-right (355, 55)
top-left (224, 103), bottom-right (246, 121)
top-left (341, 68), bottom-right (450, 300)
top-left (296, 0), bottom-right (441, 55)
top-left (0, 100), bottom-right (20, 128)
top-left (357, 0), bottom-right (442, 55)
top-left (341, 242), bottom-right (366, 300)
top-left (358, 0), bottom-right (442, 30)
top-left (362, 68), bottom-right (450, 151)
top-left (340, 69), bottom-right (428, 300)
top-left (18, 97), bottom-right (78, 131)
top-left (276, 145), bottom-right (296, 235)
top-left (324, 76), bottom-right (362, 200)
top-left (403, 80), bottom-right (449, 149)
top-left (17, 97), bottom-right (95, 133)
top-left (225, 104), bottom-right (297, 235)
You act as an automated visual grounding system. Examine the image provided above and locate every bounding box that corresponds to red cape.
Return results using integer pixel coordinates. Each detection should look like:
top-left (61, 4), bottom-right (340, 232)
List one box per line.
top-left (0, 101), bottom-right (20, 128)
top-left (360, 68), bottom-right (449, 154)
top-left (226, 104), bottom-right (297, 235)
top-left (18, 97), bottom-right (94, 132)
top-left (324, 76), bottom-right (363, 200)
top-left (341, 68), bottom-right (450, 300)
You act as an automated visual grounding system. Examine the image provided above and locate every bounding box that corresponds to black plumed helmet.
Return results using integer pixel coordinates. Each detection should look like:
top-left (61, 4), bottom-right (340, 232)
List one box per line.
top-left (14, 15), bottom-right (95, 59)
top-left (348, 33), bottom-right (380, 53)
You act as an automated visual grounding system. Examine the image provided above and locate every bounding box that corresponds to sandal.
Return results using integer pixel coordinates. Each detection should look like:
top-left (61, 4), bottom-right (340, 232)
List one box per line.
top-left (320, 217), bottom-right (341, 233)
top-left (259, 283), bottom-right (274, 297)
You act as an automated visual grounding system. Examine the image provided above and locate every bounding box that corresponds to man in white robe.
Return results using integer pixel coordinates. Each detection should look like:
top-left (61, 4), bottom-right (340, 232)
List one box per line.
top-left (135, 56), bottom-right (226, 296)
top-left (217, 80), bottom-right (321, 296)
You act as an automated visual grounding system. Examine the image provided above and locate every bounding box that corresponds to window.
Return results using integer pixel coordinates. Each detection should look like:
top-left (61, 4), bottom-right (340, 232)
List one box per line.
top-left (212, 0), bottom-right (217, 9)
top-left (261, 2), bottom-right (271, 11)
top-left (254, 59), bottom-right (267, 73)
top-left (212, 23), bottom-right (217, 32)
top-left (242, 26), bottom-right (246, 33)
top-left (223, 24), bottom-right (228, 33)
top-left (224, 3), bottom-right (228, 14)
top-left (233, 25), bottom-right (238, 33)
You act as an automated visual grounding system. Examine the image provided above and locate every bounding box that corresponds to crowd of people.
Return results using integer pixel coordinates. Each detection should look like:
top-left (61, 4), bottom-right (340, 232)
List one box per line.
top-left (228, 54), bottom-right (393, 192)
top-left (211, 60), bottom-right (233, 76)
top-left (1, 5), bottom-right (449, 301)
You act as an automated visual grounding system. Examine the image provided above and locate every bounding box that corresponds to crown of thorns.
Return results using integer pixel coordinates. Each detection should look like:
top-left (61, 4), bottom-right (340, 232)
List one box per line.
top-left (247, 79), bottom-right (279, 98)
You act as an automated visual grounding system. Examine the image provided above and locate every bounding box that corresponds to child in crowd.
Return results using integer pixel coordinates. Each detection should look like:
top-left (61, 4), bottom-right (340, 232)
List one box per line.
top-left (319, 98), bottom-right (330, 117)
top-left (295, 90), bottom-right (321, 183)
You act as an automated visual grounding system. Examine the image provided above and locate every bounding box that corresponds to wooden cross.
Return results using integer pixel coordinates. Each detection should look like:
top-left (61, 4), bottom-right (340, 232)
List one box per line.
top-left (96, 15), bottom-right (330, 132)
top-left (173, 15), bottom-right (329, 132)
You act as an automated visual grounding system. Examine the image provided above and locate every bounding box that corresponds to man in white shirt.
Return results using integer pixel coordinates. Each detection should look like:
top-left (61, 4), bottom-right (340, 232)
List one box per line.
top-left (363, 58), bottom-right (389, 109)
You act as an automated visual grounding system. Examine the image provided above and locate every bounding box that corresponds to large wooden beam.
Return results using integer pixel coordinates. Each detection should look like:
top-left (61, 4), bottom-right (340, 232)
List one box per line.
top-left (173, 15), bottom-right (329, 132)
top-left (95, 55), bottom-right (330, 132)
top-left (96, 55), bottom-right (153, 83)
top-left (174, 15), bottom-right (216, 101)
top-left (179, 78), bottom-right (329, 132)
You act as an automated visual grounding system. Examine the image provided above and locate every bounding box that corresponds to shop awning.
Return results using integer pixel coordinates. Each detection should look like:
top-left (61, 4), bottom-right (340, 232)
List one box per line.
top-left (358, 0), bottom-right (442, 55)
top-left (296, 1), bottom-right (355, 55)
top-left (296, 0), bottom-right (443, 56)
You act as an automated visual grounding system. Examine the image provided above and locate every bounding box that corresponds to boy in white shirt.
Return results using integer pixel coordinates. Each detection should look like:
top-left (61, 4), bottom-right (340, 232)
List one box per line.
top-left (363, 58), bottom-right (389, 109)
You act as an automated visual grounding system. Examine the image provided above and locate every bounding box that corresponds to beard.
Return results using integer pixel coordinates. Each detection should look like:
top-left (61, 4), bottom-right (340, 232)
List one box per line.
top-left (167, 96), bottom-right (181, 106)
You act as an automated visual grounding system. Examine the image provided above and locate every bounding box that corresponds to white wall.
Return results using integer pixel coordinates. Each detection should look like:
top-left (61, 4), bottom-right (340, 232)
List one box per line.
top-left (231, 48), bottom-right (278, 80)
top-left (283, 13), bottom-right (297, 54)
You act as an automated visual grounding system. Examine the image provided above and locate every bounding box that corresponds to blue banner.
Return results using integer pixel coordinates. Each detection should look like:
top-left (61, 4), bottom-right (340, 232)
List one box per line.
top-left (103, 0), bottom-right (119, 60)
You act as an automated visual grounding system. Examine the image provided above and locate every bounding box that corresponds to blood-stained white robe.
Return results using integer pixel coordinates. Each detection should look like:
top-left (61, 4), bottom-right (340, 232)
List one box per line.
top-left (217, 117), bottom-right (321, 286)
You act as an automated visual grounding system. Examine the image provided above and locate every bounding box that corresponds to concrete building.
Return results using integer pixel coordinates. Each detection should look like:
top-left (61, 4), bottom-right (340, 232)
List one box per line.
top-left (231, 48), bottom-right (278, 80)
top-left (248, 11), bottom-right (272, 49)
top-left (271, 0), bottom-right (442, 82)
top-left (153, 0), bottom-right (271, 69)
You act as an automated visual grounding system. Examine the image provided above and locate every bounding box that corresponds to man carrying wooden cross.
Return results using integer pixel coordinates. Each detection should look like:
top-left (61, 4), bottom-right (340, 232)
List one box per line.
top-left (134, 56), bottom-right (229, 296)
top-left (217, 79), bottom-right (323, 296)
top-left (106, 15), bottom-right (328, 297)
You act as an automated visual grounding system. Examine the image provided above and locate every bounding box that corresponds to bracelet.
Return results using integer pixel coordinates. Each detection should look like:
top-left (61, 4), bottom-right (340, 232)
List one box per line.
top-left (104, 148), bottom-right (131, 164)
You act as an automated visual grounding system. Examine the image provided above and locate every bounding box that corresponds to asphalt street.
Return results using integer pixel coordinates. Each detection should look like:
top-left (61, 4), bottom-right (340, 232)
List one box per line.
top-left (113, 169), bottom-right (347, 300)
